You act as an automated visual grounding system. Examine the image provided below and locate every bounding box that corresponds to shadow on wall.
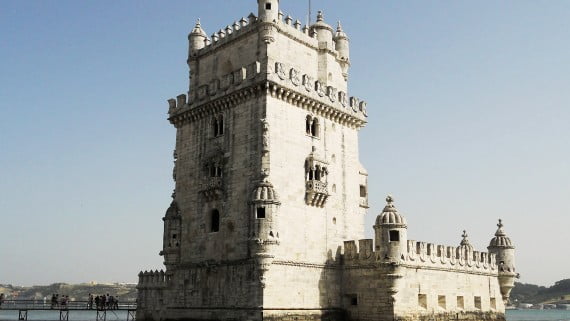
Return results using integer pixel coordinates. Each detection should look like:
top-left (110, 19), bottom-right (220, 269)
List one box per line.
top-left (317, 248), bottom-right (347, 321)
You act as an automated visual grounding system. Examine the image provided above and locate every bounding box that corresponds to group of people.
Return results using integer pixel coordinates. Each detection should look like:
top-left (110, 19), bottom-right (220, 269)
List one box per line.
top-left (88, 293), bottom-right (120, 310)
top-left (50, 294), bottom-right (70, 308)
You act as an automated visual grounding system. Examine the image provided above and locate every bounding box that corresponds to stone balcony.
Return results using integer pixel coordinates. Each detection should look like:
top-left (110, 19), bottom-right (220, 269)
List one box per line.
top-left (201, 177), bottom-right (223, 201)
top-left (305, 180), bottom-right (329, 208)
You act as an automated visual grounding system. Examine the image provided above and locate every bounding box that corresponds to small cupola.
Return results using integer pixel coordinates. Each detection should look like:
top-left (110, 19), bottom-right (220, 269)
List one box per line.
top-left (311, 11), bottom-right (334, 48)
top-left (489, 219), bottom-right (515, 249)
top-left (251, 179), bottom-right (280, 205)
top-left (459, 230), bottom-right (474, 251)
top-left (375, 195), bottom-right (407, 228)
top-left (188, 19), bottom-right (208, 52)
top-left (334, 21), bottom-right (350, 62)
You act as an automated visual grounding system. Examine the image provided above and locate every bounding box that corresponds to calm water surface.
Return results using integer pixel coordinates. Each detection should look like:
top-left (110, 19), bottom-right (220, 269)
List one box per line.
top-left (0, 309), bottom-right (569, 321)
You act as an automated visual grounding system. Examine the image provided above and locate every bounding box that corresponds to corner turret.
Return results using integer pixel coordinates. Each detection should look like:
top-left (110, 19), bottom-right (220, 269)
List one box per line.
top-left (248, 179), bottom-right (281, 287)
top-left (257, 0), bottom-right (280, 23)
top-left (334, 21), bottom-right (350, 80)
top-left (311, 11), bottom-right (334, 50)
top-left (188, 19), bottom-right (208, 54)
top-left (159, 199), bottom-right (181, 268)
top-left (374, 195), bottom-right (408, 262)
top-left (488, 219), bottom-right (517, 304)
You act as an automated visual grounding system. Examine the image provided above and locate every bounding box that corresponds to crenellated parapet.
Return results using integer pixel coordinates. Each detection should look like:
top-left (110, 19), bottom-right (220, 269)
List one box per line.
top-left (137, 270), bottom-right (169, 289)
top-left (268, 60), bottom-right (367, 123)
top-left (402, 239), bottom-right (497, 273)
top-left (342, 238), bottom-right (498, 275)
top-left (166, 58), bottom-right (367, 129)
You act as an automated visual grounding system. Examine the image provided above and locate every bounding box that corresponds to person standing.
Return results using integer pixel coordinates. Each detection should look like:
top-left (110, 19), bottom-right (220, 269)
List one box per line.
top-left (88, 294), bottom-right (93, 309)
top-left (0, 293), bottom-right (5, 308)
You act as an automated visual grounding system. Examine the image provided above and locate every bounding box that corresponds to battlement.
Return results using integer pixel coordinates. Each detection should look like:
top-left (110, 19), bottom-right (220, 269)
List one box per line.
top-left (192, 12), bottom-right (346, 59)
top-left (343, 239), bottom-right (497, 274)
top-left (137, 270), bottom-right (168, 289)
top-left (193, 14), bottom-right (258, 56)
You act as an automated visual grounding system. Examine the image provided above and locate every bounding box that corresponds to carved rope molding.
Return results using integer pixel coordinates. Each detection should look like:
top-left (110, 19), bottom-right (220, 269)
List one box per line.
top-left (169, 81), bottom-right (367, 129)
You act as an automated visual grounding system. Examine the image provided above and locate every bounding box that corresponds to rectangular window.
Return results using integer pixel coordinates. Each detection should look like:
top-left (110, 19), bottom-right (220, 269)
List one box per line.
top-left (474, 296), bottom-right (482, 310)
top-left (438, 295), bottom-right (446, 310)
top-left (211, 210), bottom-right (220, 232)
top-left (359, 185), bottom-right (367, 197)
top-left (256, 207), bottom-right (266, 219)
top-left (266, 3), bottom-right (272, 10)
top-left (457, 296), bottom-right (464, 310)
top-left (389, 230), bottom-right (400, 242)
top-left (490, 297), bottom-right (496, 310)
top-left (418, 294), bottom-right (427, 309)
top-left (345, 294), bottom-right (358, 306)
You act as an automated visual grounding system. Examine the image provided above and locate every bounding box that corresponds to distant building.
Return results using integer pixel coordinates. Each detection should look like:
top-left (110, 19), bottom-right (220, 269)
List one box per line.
top-left (136, 1), bottom-right (517, 321)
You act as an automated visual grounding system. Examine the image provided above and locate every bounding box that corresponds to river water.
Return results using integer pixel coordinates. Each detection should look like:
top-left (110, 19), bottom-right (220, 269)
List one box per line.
top-left (0, 309), bottom-right (569, 321)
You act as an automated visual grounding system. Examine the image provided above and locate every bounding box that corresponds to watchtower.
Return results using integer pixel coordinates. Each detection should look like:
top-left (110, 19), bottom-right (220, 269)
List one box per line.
top-left (138, 1), bottom-right (368, 320)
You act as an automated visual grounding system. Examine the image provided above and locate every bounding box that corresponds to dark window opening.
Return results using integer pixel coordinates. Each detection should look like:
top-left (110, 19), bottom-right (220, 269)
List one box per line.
top-left (210, 166), bottom-right (222, 177)
top-left (349, 295), bottom-right (358, 306)
top-left (311, 120), bottom-right (319, 137)
top-left (256, 207), bottom-right (266, 219)
top-left (359, 185), bottom-right (367, 197)
top-left (265, 3), bottom-right (272, 10)
top-left (172, 234), bottom-right (177, 239)
top-left (211, 209), bottom-right (220, 232)
top-left (213, 116), bottom-right (224, 137)
top-left (306, 117), bottom-right (312, 134)
top-left (389, 230), bottom-right (400, 242)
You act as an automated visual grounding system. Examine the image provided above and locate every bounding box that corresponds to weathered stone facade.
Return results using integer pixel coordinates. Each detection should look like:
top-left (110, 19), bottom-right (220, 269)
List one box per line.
top-left (137, 1), bottom-right (517, 321)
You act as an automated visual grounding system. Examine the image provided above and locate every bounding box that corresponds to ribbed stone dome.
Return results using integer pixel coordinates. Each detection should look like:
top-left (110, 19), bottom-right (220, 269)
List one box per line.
top-left (489, 219), bottom-right (514, 248)
top-left (251, 179), bottom-right (280, 203)
top-left (375, 195), bottom-right (407, 227)
top-left (459, 230), bottom-right (474, 251)
top-left (164, 200), bottom-right (180, 219)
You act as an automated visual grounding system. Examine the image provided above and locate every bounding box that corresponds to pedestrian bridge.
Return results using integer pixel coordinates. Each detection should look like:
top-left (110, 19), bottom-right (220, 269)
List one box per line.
top-left (0, 300), bottom-right (137, 321)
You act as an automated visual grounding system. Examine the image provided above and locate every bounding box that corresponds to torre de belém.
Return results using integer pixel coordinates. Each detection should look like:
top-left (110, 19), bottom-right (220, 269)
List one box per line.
top-left (136, 1), bottom-right (518, 321)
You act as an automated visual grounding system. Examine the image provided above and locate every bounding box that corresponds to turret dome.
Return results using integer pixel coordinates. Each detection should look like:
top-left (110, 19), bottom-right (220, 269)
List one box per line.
top-left (164, 200), bottom-right (180, 220)
top-left (311, 11), bottom-right (334, 32)
top-left (489, 219), bottom-right (515, 248)
top-left (251, 179), bottom-right (280, 204)
top-left (190, 19), bottom-right (207, 37)
top-left (459, 230), bottom-right (474, 251)
top-left (375, 195), bottom-right (407, 227)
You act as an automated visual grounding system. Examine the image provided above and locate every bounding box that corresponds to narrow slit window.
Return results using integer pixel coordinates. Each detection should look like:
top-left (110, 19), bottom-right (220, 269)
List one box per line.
top-left (211, 209), bottom-right (220, 232)
top-left (418, 294), bottom-right (427, 309)
top-left (457, 296), bottom-right (464, 310)
top-left (438, 295), bottom-right (446, 310)
top-left (474, 296), bottom-right (482, 310)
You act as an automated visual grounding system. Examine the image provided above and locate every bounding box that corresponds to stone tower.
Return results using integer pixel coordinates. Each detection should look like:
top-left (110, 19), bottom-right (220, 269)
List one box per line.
top-left (137, 2), bottom-right (515, 321)
top-left (488, 219), bottom-right (517, 304)
top-left (138, 1), bottom-right (368, 320)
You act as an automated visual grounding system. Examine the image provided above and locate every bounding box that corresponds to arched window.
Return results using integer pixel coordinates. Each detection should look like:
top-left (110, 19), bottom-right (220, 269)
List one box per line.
top-left (218, 116), bottom-right (224, 135)
top-left (311, 118), bottom-right (319, 137)
top-left (210, 209), bottom-right (220, 232)
top-left (306, 116), bottom-right (312, 135)
top-left (213, 115), bottom-right (224, 137)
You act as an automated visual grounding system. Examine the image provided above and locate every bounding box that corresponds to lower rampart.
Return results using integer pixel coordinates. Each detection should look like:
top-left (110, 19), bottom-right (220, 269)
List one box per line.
top-left (395, 311), bottom-right (506, 321)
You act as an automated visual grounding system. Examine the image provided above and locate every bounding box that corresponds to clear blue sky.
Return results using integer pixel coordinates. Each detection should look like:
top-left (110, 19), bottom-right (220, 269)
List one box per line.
top-left (0, 0), bottom-right (568, 287)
